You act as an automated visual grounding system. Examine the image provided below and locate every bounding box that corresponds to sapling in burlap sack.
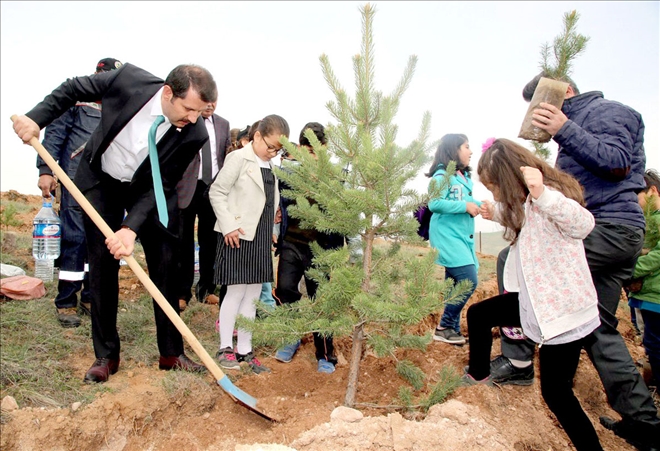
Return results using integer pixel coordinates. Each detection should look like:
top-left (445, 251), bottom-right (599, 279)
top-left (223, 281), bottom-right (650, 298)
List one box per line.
top-left (519, 10), bottom-right (589, 143)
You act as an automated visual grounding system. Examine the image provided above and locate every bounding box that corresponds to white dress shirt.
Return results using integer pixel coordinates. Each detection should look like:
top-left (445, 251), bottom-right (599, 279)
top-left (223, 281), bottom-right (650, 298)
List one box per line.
top-left (101, 86), bottom-right (171, 182)
top-left (197, 115), bottom-right (219, 180)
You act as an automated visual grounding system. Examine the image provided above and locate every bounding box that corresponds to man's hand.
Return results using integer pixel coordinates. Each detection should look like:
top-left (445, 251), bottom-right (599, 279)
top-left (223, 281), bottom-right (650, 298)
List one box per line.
top-left (521, 166), bottom-right (545, 199)
top-left (38, 174), bottom-right (57, 198)
top-left (12, 115), bottom-right (41, 144)
top-left (224, 228), bottom-right (245, 248)
top-left (105, 227), bottom-right (137, 260)
top-left (466, 202), bottom-right (480, 217)
top-left (531, 102), bottom-right (568, 136)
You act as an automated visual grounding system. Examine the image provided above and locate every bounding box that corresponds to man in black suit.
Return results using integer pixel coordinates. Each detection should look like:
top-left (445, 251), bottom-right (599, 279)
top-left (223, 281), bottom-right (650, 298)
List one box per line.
top-left (13, 63), bottom-right (217, 383)
top-left (176, 101), bottom-right (230, 310)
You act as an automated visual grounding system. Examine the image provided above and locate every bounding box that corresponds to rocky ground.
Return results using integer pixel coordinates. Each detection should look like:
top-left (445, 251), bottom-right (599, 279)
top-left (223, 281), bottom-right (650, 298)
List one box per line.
top-left (0, 190), bottom-right (657, 451)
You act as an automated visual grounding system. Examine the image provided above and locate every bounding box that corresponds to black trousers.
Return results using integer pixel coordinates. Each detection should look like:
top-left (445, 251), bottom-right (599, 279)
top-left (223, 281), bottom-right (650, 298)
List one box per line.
top-left (178, 180), bottom-right (218, 302)
top-left (467, 293), bottom-right (603, 451)
top-left (274, 240), bottom-right (337, 363)
top-left (83, 176), bottom-right (183, 359)
top-left (499, 222), bottom-right (659, 429)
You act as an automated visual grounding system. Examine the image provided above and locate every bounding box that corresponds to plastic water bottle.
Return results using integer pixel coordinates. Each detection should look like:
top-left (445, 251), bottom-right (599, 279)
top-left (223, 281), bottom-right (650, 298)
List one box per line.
top-left (193, 242), bottom-right (200, 286)
top-left (33, 197), bottom-right (61, 282)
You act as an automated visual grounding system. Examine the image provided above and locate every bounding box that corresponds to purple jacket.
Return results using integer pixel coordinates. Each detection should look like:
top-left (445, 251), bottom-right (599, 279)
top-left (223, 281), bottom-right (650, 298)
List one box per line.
top-left (553, 91), bottom-right (646, 230)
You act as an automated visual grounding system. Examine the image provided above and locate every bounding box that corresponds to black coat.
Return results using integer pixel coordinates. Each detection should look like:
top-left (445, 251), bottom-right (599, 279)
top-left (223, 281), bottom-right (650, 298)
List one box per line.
top-left (26, 63), bottom-right (209, 235)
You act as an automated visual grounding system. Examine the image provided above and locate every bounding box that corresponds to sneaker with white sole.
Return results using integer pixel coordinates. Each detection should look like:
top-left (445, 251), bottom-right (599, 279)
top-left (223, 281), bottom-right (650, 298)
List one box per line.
top-left (238, 352), bottom-right (271, 374)
top-left (317, 359), bottom-right (336, 374)
top-left (216, 347), bottom-right (240, 370)
top-left (275, 340), bottom-right (301, 363)
top-left (433, 328), bottom-right (466, 345)
top-left (460, 372), bottom-right (494, 387)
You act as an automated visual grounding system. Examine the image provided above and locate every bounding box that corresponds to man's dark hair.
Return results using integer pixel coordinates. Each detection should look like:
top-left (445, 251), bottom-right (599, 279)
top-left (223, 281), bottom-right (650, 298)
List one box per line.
top-left (299, 122), bottom-right (327, 147)
top-left (643, 169), bottom-right (660, 193)
top-left (165, 64), bottom-right (217, 103)
top-left (522, 71), bottom-right (580, 102)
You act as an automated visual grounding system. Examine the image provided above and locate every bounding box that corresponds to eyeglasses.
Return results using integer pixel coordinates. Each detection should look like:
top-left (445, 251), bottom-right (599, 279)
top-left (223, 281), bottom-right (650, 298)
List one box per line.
top-left (262, 135), bottom-right (284, 155)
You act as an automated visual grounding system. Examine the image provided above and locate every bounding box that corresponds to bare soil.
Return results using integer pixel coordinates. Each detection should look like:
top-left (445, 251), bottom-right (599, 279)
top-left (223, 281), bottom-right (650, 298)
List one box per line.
top-left (1, 190), bottom-right (657, 451)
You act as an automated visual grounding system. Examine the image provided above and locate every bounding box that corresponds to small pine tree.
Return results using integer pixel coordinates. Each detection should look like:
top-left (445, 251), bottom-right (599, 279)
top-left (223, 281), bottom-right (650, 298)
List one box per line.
top-left (244, 3), bottom-right (467, 408)
top-left (528, 10), bottom-right (590, 159)
top-left (540, 10), bottom-right (590, 82)
top-left (1, 203), bottom-right (22, 232)
top-left (530, 141), bottom-right (552, 161)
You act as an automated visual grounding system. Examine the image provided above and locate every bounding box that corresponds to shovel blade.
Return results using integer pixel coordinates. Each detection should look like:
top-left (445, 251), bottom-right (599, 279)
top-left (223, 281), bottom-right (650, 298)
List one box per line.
top-left (217, 376), bottom-right (278, 422)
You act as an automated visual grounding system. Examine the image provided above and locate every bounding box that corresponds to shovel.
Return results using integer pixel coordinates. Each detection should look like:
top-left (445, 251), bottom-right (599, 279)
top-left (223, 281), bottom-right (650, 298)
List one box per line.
top-left (11, 114), bottom-right (277, 422)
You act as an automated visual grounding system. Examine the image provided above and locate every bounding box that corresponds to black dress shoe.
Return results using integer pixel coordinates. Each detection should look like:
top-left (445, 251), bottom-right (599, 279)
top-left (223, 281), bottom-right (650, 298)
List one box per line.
top-left (84, 357), bottom-right (120, 383)
top-left (158, 354), bottom-right (206, 373)
top-left (489, 355), bottom-right (534, 386)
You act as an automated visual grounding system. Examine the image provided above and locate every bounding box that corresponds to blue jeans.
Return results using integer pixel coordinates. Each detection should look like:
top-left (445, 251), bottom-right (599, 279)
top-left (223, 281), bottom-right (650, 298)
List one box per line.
top-left (639, 308), bottom-right (660, 388)
top-left (260, 282), bottom-right (275, 309)
top-left (440, 264), bottom-right (478, 334)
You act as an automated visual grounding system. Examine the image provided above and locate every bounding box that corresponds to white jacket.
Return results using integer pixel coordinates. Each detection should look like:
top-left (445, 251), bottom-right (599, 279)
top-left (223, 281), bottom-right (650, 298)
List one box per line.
top-left (501, 187), bottom-right (599, 342)
top-left (209, 142), bottom-right (279, 241)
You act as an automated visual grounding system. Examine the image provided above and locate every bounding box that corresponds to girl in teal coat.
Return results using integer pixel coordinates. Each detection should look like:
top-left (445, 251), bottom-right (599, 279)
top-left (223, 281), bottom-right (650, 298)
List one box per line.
top-left (426, 134), bottom-right (482, 345)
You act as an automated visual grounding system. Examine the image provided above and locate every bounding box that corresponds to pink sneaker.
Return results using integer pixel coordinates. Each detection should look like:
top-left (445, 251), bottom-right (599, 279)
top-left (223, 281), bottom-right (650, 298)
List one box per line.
top-left (216, 347), bottom-right (240, 370)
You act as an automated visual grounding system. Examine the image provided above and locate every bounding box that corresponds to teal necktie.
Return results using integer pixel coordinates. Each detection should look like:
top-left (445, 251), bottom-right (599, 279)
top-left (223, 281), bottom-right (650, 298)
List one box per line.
top-left (148, 115), bottom-right (168, 227)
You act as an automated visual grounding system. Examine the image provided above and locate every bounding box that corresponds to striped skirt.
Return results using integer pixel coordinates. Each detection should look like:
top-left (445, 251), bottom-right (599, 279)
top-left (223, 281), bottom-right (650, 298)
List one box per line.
top-left (214, 167), bottom-right (275, 285)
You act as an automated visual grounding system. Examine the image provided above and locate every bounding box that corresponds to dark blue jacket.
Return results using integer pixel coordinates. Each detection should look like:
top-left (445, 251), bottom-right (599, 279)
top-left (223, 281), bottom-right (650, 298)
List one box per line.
top-left (37, 102), bottom-right (102, 179)
top-left (554, 91), bottom-right (646, 230)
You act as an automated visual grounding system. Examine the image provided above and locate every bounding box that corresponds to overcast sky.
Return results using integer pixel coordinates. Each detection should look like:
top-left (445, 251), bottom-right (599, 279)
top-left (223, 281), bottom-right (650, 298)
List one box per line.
top-left (1, 1), bottom-right (658, 232)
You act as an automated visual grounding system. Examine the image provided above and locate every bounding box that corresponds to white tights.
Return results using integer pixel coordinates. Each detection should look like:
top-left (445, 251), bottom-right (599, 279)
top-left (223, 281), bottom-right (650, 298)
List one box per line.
top-left (219, 283), bottom-right (261, 355)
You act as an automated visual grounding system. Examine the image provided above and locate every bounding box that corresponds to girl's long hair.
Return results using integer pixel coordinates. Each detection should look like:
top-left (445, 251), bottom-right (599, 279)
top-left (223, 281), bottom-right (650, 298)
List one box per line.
top-left (477, 138), bottom-right (584, 244)
top-left (425, 133), bottom-right (470, 177)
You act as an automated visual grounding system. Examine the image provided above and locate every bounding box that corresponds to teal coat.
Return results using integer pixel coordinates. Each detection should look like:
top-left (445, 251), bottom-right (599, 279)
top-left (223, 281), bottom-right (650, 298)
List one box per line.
top-left (428, 167), bottom-right (481, 269)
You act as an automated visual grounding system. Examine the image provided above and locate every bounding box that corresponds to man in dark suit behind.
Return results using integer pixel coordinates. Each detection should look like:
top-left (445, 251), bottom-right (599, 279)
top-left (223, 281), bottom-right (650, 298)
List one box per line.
top-left (176, 101), bottom-right (230, 310)
top-left (13, 63), bottom-right (217, 383)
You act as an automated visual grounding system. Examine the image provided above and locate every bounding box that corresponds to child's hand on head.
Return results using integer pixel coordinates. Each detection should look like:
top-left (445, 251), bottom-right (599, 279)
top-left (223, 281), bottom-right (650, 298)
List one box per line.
top-left (520, 166), bottom-right (544, 199)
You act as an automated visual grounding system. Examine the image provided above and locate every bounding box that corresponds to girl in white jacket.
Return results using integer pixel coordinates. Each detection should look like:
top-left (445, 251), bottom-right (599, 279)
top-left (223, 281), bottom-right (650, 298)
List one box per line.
top-left (464, 138), bottom-right (603, 451)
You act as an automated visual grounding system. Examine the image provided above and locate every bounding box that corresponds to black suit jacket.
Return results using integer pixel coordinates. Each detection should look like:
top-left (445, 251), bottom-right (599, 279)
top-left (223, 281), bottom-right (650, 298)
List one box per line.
top-left (26, 63), bottom-right (209, 235)
top-left (176, 113), bottom-right (230, 209)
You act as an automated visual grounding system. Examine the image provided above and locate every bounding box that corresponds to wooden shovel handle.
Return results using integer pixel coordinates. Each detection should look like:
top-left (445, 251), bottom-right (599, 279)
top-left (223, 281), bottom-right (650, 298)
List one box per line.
top-left (10, 114), bottom-right (227, 384)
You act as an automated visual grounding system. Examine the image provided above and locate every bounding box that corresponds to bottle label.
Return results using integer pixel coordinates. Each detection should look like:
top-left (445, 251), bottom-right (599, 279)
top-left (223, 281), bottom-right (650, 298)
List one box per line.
top-left (33, 223), bottom-right (61, 238)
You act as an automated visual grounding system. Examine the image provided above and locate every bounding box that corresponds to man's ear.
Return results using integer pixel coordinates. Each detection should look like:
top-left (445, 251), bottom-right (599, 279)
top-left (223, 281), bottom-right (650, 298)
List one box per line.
top-left (566, 85), bottom-right (576, 99)
top-left (162, 85), bottom-right (173, 103)
top-left (649, 185), bottom-right (659, 197)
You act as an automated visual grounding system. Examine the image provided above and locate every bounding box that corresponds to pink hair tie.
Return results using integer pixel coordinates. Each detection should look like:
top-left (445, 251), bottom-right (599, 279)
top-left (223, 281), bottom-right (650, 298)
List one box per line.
top-left (482, 137), bottom-right (496, 153)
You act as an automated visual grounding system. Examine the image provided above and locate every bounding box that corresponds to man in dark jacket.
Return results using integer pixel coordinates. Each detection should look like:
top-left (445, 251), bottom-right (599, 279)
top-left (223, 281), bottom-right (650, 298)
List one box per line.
top-left (492, 72), bottom-right (658, 451)
top-left (13, 63), bottom-right (216, 384)
top-left (38, 58), bottom-right (122, 328)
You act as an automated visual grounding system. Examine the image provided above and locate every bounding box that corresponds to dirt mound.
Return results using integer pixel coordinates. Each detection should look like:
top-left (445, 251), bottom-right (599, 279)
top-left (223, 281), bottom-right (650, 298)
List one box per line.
top-left (0, 191), bottom-right (654, 451)
top-left (0, 279), bottom-right (649, 451)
